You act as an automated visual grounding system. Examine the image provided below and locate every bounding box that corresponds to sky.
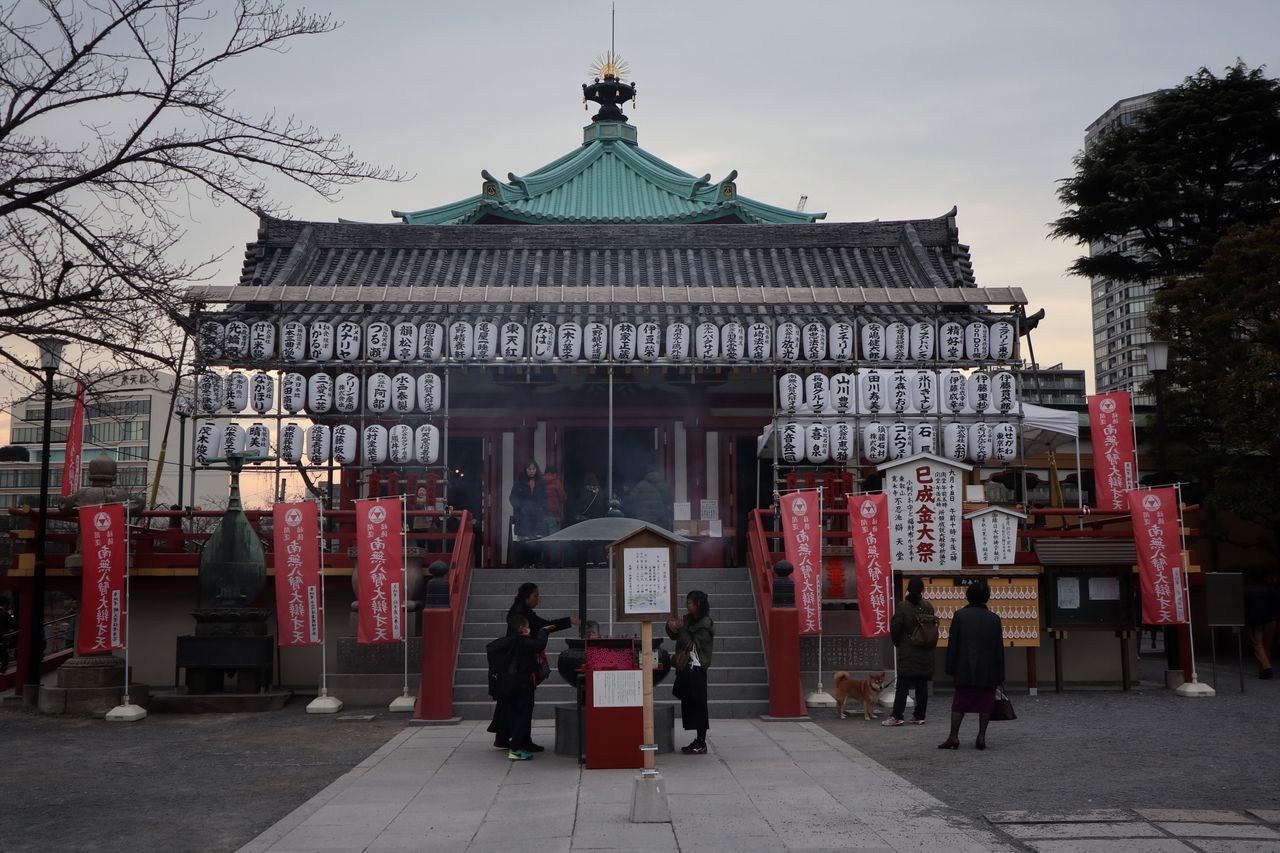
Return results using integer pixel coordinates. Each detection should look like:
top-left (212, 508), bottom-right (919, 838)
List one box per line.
top-left (4, 0), bottom-right (1280, 442)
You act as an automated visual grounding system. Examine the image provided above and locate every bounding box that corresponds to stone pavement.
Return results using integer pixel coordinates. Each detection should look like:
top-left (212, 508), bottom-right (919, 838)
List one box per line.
top-left (985, 808), bottom-right (1280, 852)
top-left (237, 718), bottom-right (1017, 853)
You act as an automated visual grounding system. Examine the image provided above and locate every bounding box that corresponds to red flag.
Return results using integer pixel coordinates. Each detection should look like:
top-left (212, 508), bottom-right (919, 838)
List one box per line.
top-left (779, 490), bottom-right (822, 635)
top-left (848, 494), bottom-right (893, 638)
top-left (1088, 391), bottom-right (1137, 510)
top-left (1128, 488), bottom-right (1188, 625)
top-left (272, 501), bottom-right (323, 647)
top-left (75, 504), bottom-right (127, 653)
top-left (61, 382), bottom-right (85, 497)
top-left (355, 497), bottom-right (404, 644)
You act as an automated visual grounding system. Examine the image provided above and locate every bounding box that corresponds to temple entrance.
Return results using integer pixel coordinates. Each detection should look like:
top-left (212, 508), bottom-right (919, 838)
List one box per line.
top-left (560, 426), bottom-right (659, 511)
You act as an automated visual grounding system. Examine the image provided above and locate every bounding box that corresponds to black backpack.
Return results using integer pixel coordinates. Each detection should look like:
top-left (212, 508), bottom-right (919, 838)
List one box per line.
top-left (485, 635), bottom-right (521, 699)
top-left (910, 610), bottom-right (940, 649)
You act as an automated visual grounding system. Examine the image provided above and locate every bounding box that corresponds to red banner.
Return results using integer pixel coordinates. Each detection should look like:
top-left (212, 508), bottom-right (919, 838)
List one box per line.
top-left (779, 490), bottom-right (822, 635)
top-left (1088, 391), bottom-right (1137, 510)
top-left (75, 504), bottom-right (127, 654)
top-left (272, 501), bottom-right (323, 647)
top-left (848, 494), bottom-right (893, 638)
top-left (355, 497), bottom-right (404, 644)
top-left (61, 382), bottom-right (85, 497)
top-left (1129, 487), bottom-right (1188, 625)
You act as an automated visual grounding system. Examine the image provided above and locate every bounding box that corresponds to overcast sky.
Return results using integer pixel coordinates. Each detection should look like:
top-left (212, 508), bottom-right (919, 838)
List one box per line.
top-left (5, 0), bottom-right (1280, 441)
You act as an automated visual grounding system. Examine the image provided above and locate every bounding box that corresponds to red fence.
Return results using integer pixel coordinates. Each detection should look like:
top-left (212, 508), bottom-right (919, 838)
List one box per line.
top-left (415, 513), bottom-right (476, 720)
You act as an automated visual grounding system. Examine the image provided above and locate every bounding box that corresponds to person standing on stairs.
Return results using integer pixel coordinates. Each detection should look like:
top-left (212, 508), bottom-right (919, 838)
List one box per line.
top-left (488, 582), bottom-right (579, 752)
top-left (667, 589), bottom-right (715, 755)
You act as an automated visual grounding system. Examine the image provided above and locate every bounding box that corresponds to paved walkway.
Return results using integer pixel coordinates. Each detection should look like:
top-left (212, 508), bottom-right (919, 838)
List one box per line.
top-left (237, 718), bottom-right (1016, 853)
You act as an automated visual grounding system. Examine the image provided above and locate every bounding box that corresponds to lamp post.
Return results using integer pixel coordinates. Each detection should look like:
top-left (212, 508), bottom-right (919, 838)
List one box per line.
top-left (24, 337), bottom-right (66, 706)
top-left (1144, 340), bottom-right (1170, 473)
top-left (175, 393), bottom-right (194, 515)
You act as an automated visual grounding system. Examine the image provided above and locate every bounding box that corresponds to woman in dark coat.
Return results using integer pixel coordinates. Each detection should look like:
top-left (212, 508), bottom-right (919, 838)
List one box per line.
top-left (667, 590), bottom-right (715, 754)
top-left (509, 461), bottom-right (547, 567)
top-left (940, 581), bottom-right (1004, 750)
top-left (884, 577), bottom-right (936, 726)
top-left (488, 582), bottom-right (577, 752)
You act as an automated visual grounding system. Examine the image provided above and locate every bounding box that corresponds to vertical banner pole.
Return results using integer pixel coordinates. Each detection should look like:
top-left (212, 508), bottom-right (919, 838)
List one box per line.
top-left (816, 486), bottom-right (823, 694)
top-left (308, 498), bottom-right (342, 712)
top-left (1176, 482), bottom-right (1200, 683)
top-left (106, 502), bottom-right (145, 721)
top-left (389, 493), bottom-right (414, 712)
top-left (1130, 392), bottom-right (1142, 486)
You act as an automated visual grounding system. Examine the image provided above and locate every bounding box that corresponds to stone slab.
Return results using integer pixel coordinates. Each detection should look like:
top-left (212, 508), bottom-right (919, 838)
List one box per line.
top-left (1250, 811), bottom-right (1280, 824)
top-left (1002, 822), bottom-right (1165, 840)
top-left (988, 809), bottom-right (1135, 824)
top-left (1191, 842), bottom-right (1280, 853)
top-left (1156, 822), bottom-right (1280, 839)
top-left (1137, 808), bottom-right (1253, 823)
top-left (1026, 841), bottom-right (1196, 853)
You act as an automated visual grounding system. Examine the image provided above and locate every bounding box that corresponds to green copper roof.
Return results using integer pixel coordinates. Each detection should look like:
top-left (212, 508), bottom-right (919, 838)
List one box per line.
top-left (393, 122), bottom-right (825, 226)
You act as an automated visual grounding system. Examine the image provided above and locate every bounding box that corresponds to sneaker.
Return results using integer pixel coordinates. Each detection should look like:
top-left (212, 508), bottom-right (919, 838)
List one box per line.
top-left (523, 742), bottom-right (546, 753)
top-left (881, 717), bottom-right (904, 727)
top-left (911, 718), bottom-right (926, 725)
top-left (681, 740), bottom-right (708, 755)
top-left (1261, 668), bottom-right (1274, 680)
top-left (507, 749), bottom-right (532, 761)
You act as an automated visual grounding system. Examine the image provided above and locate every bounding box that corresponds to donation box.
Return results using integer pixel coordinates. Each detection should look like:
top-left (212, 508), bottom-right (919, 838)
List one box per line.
top-left (584, 637), bottom-right (641, 769)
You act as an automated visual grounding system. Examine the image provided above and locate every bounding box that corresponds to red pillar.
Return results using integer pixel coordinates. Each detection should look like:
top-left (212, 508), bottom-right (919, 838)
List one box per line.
top-left (12, 579), bottom-right (33, 696)
top-left (414, 607), bottom-right (455, 721)
top-left (767, 605), bottom-right (807, 718)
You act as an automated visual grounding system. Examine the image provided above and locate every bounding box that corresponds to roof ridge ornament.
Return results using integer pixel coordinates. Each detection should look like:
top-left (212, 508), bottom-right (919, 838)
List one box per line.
top-left (583, 50), bottom-right (637, 124)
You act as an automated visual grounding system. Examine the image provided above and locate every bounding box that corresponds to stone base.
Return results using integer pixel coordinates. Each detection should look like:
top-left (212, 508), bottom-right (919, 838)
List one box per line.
top-left (630, 773), bottom-right (672, 823)
top-left (148, 690), bottom-right (291, 713)
top-left (1175, 679), bottom-right (1216, 698)
top-left (39, 683), bottom-right (151, 715)
top-left (105, 702), bottom-right (148, 722)
top-left (336, 637), bottom-right (421, 673)
top-left (306, 694), bottom-right (344, 714)
top-left (388, 693), bottom-right (415, 713)
top-left (325, 673), bottom-right (421, 707)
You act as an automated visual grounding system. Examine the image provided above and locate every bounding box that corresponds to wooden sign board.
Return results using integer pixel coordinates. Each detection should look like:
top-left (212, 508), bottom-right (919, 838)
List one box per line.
top-left (612, 528), bottom-right (680, 624)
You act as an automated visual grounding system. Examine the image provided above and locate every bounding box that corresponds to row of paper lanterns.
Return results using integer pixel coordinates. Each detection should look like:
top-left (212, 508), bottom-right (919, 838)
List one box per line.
top-left (776, 421), bottom-right (1018, 465)
top-left (198, 318), bottom-right (1017, 364)
top-left (779, 369), bottom-right (1018, 416)
top-left (194, 421), bottom-right (441, 466)
top-left (196, 371), bottom-right (442, 416)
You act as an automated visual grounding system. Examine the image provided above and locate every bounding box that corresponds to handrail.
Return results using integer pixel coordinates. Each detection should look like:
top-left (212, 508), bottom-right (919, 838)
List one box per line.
top-left (414, 509), bottom-right (476, 720)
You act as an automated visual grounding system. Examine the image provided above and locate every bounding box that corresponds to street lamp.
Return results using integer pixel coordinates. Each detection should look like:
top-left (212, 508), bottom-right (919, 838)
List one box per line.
top-left (1144, 340), bottom-right (1170, 472)
top-left (175, 392), bottom-right (194, 516)
top-left (24, 337), bottom-right (66, 706)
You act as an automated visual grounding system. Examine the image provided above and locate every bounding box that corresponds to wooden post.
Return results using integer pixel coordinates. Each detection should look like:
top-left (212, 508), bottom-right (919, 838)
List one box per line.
top-left (641, 620), bottom-right (655, 771)
top-left (1025, 647), bottom-right (1037, 697)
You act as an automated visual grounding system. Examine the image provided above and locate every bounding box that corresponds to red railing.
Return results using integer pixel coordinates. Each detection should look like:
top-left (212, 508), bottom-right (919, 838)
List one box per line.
top-left (415, 510), bottom-right (476, 720)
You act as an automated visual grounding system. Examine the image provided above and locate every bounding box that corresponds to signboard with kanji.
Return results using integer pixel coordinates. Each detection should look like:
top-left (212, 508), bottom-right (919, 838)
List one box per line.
top-left (964, 505), bottom-right (1027, 567)
top-left (878, 453), bottom-right (971, 572)
top-left (612, 528), bottom-right (681, 623)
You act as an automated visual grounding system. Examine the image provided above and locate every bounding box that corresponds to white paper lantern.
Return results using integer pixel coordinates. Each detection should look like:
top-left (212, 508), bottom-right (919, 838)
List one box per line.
top-left (721, 322), bottom-right (745, 362)
top-left (309, 321), bottom-right (335, 361)
top-left (419, 322), bottom-right (445, 362)
top-left (862, 422), bottom-right (888, 463)
top-left (388, 424), bottom-right (412, 465)
top-left (966, 372), bottom-right (993, 413)
top-left (221, 422), bottom-right (247, 458)
top-left (334, 372), bottom-right (359, 413)
top-left (830, 373), bottom-right (854, 413)
top-left (450, 321), bottom-right (474, 361)
top-left (968, 421), bottom-right (994, 463)
top-left (417, 373), bottom-right (441, 413)
top-left (530, 321), bottom-right (555, 362)
top-left (281, 373), bottom-right (306, 414)
top-left (194, 421), bottom-right (218, 465)
top-left (307, 372), bottom-right (333, 414)
top-left (993, 422), bottom-right (1018, 462)
top-left (224, 321), bottom-right (249, 359)
top-left (306, 424), bottom-right (331, 465)
top-left (941, 370), bottom-right (967, 413)
top-left (965, 321), bottom-right (990, 361)
top-left (250, 373), bottom-right (274, 414)
top-left (990, 321), bottom-right (1016, 361)
top-left (197, 373), bottom-right (223, 414)
top-left (910, 322), bottom-right (935, 361)
top-left (802, 322), bottom-right (827, 362)
top-left (638, 322), bottom-right (662, 362)
top-left (993, 371), bottom-right (1017, 414)
top-left (832, 421), bottom-right (855, 462)
top-left (747, 322), bottom-right (772, 362)
top-left (912, 370), bottom-right (937, 414)
top-left (224, 371), bottom-right (249, 413)
top-left (501, 321), bottom-right (526, 360)
top-left (805, 372), bottom-right (830, 414)
top-left (246, 423), bottom-right (271, 458)
top-left (573, 321), bottom-right (602, 362)
top-left (939, 321), bottom-right (964, 362)
top-left (197, 322), bottom-right (224, 359)
top-left (279, 423), bottom-right (304, 464)
top-left (861, 322), bottom-right (886, 361)
top-left (888, 370), bottom-right (912, 414)
top-left (779, 373), bottom-right (804, 414)
top-left (279, 321), bottom-right (305, 361)
top-left (393, 322), bottom-right (418, 361)
top-left (362, 424), bottom-right (388, 465)
top-left (665, 323), bottom-right (689, 362)
top-left (332, 425), bottom-right (358, 465)
top-left (887, 422), bottom-right (912, 460)
top-left (415, 424), bottom-right (440, 464)
top-left (336, 321), bottom-right (362, 362)
top-left (249, 321), bottom-right (276, 360)
top-left (473, 321), bottom-right (497, 361)
top-left (942, 423), bottom-right (968, 462)
top-left (806, 423), bottom-right (830, 464)
top-left (858, 368), bottom-right (885, 414)
top-left (886, 322), bottom-right (910, 362)
top-left (779, 421), bottom-right (803, 464)
top-left (391, 373), bottom-right (415, 414)
top-left (366, 372), bottom-right (392, 413)
top-left (611, 322), bottom-right (637, 361)
top-left (558, 322), bottom-right (583, 361)
top-left (913, 423), bottom-right (937, 456)
top-left (775, 322), bottom-right (800, 362)
top-left (695, 322), bottom-right (720, 361)
top-left (828, 321), bottom-right (854, 362)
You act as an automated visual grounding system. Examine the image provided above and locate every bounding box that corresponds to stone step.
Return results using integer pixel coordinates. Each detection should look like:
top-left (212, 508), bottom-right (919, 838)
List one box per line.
top-left (465, 592), bottom-right (757, 609)
top-left (456, 634), bottom-right (764, 655)
top-left (454, 649), bottom-right (767, 670)
top-left (451, 681), bottom-right (770, 704)
top-left (452, 665), bottom-right (766, 686)
top-left (452, 698), bottom-right (771, 721)
top-left (461, 619), bottom-right (763, 639)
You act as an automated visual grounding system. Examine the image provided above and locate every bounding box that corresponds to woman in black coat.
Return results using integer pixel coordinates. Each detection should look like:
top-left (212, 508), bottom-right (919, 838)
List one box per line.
top-left (939, 580), bottom-right (1004, 751)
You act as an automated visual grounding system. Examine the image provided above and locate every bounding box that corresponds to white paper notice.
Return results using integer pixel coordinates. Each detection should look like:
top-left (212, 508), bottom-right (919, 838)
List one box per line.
top-left (593, 670), bottom-right (643, 707)
top-left (1057, 576), bottom-right (1081, 610)
top-left (674, 502), bottom-right (691, 522)
top-left (700, 499), bottom-right (719, 521)
top-left (1089, 576), bottom-right (1121, 601)
top-left (708, 519), bottom-right (723, 538)
top-left (623, 547), bottom-right (672, 615)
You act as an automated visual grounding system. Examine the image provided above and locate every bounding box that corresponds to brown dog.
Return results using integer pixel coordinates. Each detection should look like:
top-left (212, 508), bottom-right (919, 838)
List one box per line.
top-left (833, 671), bottom-right (886, 720)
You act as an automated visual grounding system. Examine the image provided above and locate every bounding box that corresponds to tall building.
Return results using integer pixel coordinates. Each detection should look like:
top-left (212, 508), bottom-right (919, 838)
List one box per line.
top-left (1084, 92), bottom-right (1164, 403)
top-left (1019, 363), bottom-right (1086, 408)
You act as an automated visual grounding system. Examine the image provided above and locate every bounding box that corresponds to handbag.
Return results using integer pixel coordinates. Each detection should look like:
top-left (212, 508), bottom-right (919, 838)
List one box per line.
top-left (991, 687), bottom-right (1017, 721)
top-left (909, 611), bottom-right (940, 648)
top-left (673, 647), bottom-right (691, 672)
top-left (535, 650), bottom-right (551, 685)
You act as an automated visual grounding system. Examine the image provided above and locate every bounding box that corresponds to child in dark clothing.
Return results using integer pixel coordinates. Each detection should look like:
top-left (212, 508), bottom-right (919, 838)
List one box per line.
top-left (506, 615), bottom-right (550, 761)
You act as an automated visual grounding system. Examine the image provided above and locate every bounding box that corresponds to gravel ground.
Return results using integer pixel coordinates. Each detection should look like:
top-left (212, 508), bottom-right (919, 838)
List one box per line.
top-left (814, 652), bottom-right (1280, 819)
top-left (0, 700), bottom-right (406, 853)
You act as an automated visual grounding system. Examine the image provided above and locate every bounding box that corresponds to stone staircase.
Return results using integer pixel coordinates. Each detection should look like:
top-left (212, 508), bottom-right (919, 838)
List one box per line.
top-left (454, 566), bottom-right (769, 720)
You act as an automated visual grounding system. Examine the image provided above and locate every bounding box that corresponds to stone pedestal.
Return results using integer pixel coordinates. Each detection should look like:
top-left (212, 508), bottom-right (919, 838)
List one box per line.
top-left (38, 654), bottom-right (150, 715)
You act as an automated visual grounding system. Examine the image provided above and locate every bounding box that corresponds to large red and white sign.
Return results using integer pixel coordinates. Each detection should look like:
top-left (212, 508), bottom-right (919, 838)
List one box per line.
top-left (882, 454), bottom-right (968, 572)
top-left (848, 494), bottom-right (892, 638)
top-left (1128, 487), bottom-right (1187, 625)
top-left (61, 382), bottom-right (85, 497)
top-left (75, 504), bottom-right (127, 654)
top-left (1088, 391), bottom-right (1137, 511)
top-left (272, 501), bottom-right (323, 647)
top-left (779, 490), bottom-right (822, 635)
top-left (355, 498), bottom-right (404, 644)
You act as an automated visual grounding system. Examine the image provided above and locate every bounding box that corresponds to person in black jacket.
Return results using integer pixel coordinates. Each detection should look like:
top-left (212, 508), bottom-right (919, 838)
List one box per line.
top-left (939, 581), bottom-right (1004, 751)
top-left (500, 615), bottom-right (551, 761)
